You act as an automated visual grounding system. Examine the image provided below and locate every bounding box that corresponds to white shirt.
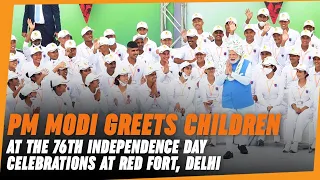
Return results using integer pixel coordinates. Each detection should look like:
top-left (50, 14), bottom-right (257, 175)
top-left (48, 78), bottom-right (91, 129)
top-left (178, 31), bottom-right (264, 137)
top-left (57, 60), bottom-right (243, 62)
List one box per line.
top-left (191, 62), bottom-right (207, 83)
top-left (100, 71), bottom-right (116, 98)
top-left (41, 90), bottom-right (74, 114)
top-left (137, 51), bottom-right (156, 65)
top-left (143, 38), bottom-right (158, 59)
top-left (288, 80), bottom-right (315, 108)
top-left (75, 87), bottom-right (101, 114)
top-left (267, 42), bottom-right (287, 68)
top-left (20, 60), bottom-right (48, 83)
top-left (196, 31), bottom-right (212, 46)
top-left (34, 5), bottom-right (45, 24)
top-left (76, 42), bottom-right (94, 60)
top-left (242, 37), bottom-right (263, 67)
top-left (242, 23), bottom-right (275, 45)
top-left (69, 76), bottom-right (86, 104)
top-left (120, 58), bottom-right (146, 89)
top-left (89, 51), bottom-right (120, 75)
top-left (58, 45), bottom-right (66, 60)
top-left (284, 28), bottom-right (300, 47)
top-left (156, 61), bottom-right (179, 85)
top-left (307, 67), bottom-right (320, 88)
top-left (168, 78), bottom-right (196, 113)
top-left (199, 78), bottom-right (223, 107)
top-left (108, 85), bottom-right (139, 114)
top-left (14, 50), bottom-right (28, 75)
top-left (287, 45), bottom-right (317, 68)
top-left (14, 100), bottom-right (34, 114)
top-left (110, 43), bottom-right (128, 61)
top-left (6, 86), bottom-right (19, 115)
top-left (174, 45), bottom-right (197, 62)
top-left (256, 74), bottom-right (285, 107)
top-left (22, 43), bottom-right (46, 62)
top-left (251, 64), bottom-right (282, 95)
top-left (137, 82), bottom-right (169, 113)
top-left (281, 63), bottom-right (299, 89)
top-left (207, 41), bottom-right (228, 77)
top-left (295, 34), bottom-right (320, 50)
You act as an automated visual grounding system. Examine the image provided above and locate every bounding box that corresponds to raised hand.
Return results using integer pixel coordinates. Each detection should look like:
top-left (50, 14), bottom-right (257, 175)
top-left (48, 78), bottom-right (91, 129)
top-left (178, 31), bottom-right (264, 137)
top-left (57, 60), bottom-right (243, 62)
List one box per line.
top-left (27, 18), bottom-right (35, 31)
top-left (245, 9), bottom-right (253, 20)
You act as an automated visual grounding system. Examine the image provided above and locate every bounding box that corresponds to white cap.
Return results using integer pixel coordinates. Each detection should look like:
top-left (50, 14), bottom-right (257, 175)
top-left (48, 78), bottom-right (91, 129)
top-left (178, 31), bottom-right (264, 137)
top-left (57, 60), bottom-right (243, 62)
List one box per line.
top-left (30, 46), bottom-right (42, 55)
top-left (288, 47), bottom-right (300, 56)
top-left (104, 54), bottom-right (117, 64)
top-left (46, 43), bottom-right (58, 52)
top-left (51, 74), bottom-right (69, 88)
top-left (262, 56), bottom-right (278, 66)
top-left (192, 13), bottom-right (203, 20)
top-left (98, 37), bottom-right (110, 46)
top-left (11, 35), bottom-right (17, 41)
top-left (204, 61), bottom-right (215, 70)
top-left (31, 30), bottom-right (42, 41)
top-left (260, 45), bottom-right (272, 54)
top-left (26, 68), bottom-right (41, 78)
top-left (8, 71), bottom-right (19, 80)
top-left (273, 27), bottom-right (283, 35)
top-left (180, 61), bottom-right (193, 71)
top-left (258, 8), bottom-right (269, 17)
top-left (58, 62), bottom-right (69, 70)
top-left (20, 83), bottom-right (37, 96)
top-left (104, 29), bottom-right (115, 37)
top-left (244, 24), bottom-right (255, 32)
top-left (295, 63), bottom-right (308, 73)
top-left (160, 30), bottom-right (173, 40)
top-left (186, 29), bottom-right (197, 37)
top-left (279, 12), bottom-right (290, 21)
top-left (301, 30), bottom-right (312, 38)
top-left (85, 73), bottom-right (100, 86)
top-left (304, 20), bottom-right (315, 27)
top-left (144, 64), bottom-right (159, 76)
top-left (9, 53), bottom-right (18, 61)
top-left (113, 65), bottom-right (129, 77)
top-left (213, 25), bottom-right (224, 33)
top-left (58, 30), bottom-right (70, 38)
top-left (313, 51), bottom-right (320, 59)
top-left (81, 26), bottom-right (94, 36)
top-left (158, 45), bottom-right (171, 53)
top-left (136, 21), bottom-right (148, 29)
top-left (133, 34), bottom-right (145, 41)
top-left (65, 40), bottom-right (77, 49)
top-left (78, 61), bottom-right (91, 71)
top-left (194, 46), bottom-right (206, 54)
top-left (225, 17), bottom-right (237, 25)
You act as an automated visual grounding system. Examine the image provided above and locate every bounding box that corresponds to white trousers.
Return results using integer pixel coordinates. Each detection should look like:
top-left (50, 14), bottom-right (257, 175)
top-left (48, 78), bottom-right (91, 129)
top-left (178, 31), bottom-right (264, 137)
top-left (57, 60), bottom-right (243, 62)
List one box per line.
top-left (284, 107), bottom-right (313, 143)
top-left (256, 104), bottom-right (286, 141)
top-left (223, 105), bottom-right (255, 151)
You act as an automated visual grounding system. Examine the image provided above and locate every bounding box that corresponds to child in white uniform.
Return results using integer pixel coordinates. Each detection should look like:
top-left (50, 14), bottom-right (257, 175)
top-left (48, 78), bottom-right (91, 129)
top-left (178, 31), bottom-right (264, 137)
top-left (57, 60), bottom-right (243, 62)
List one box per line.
top-left (284, 63), bottom-right (315, 153)
top-left (255, 56), bottom-right (286, 145)
top-left (168, 62), bottom-right (196, 145)
top-left (199, 61), bottom-right (223, 146)
top-left (109, 65), bottom-right (139, 115)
